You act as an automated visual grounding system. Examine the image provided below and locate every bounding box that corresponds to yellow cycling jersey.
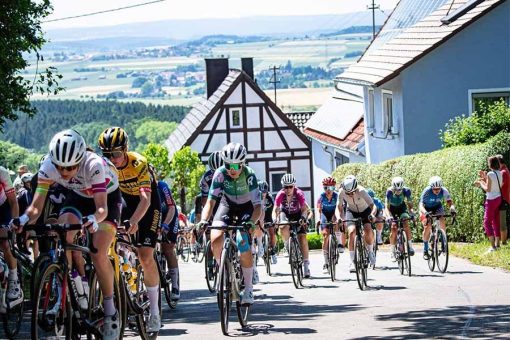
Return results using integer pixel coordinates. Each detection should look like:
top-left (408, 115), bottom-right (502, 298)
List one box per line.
top-left (116, 152), bottom-right (152, 196)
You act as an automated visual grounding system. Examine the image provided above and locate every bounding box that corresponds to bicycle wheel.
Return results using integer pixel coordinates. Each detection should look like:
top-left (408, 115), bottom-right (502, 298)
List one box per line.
top-left (396, 232), bottom-right (405, 275)
top-left (195, 237), bottom-right (205, 263)
top-left (155, 250), bottom-right (172, 309)
top-left (31, 263), bottom-right (72, 340)
top-left (435, 229), bottom-right (449, 273)
top-left (263, 232), bottom-right (271, 276)
top-left (217, 248), bottom-right (232, 335)
top-left (327, 234), bottom-right (337, 282)
top-left (402, 232), bottom-right (412, 277)
top-left (289, 238), bottom-right (301, 289)
top-left (204, 240), bottom-right (217, 293)
top-left (135, 263), bottom-right (160, 340)
top-left (354, 235), bottom-right (366, 291)
top-left (427, 235), bottom-right (436, 272)
top-left (2, 263), bottom-right (24, 339)
top-left (30, 253), bottom-right (51, 301)
top-left (177, 236), bottom-right (190, 263)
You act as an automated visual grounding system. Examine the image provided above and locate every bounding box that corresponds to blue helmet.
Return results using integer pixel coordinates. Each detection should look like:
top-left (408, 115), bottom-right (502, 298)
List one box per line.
top-left (366, 188), bottom-right (375, 198)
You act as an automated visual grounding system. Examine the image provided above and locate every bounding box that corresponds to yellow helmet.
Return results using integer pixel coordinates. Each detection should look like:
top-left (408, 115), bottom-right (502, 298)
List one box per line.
top-left (98, 127), bottom-right (128, 151)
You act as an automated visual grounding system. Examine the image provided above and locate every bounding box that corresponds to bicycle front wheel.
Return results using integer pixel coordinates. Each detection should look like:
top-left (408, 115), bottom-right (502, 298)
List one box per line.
top-left (327, 234), bottom-right (337, 282)
top-left (217, 248), bottom-right (232, 335)
top-left (435, 229), bottom-right (449, 273)
top-left (402, 232), bottom-right (412, 277)
top-left (427, 235), bottom-right (436, 272)
top-left (354, 235), bottom-right (367, 291)
top-left (204, 240), bottom-right (217, 293)
top-left (31, 263), bottom-right (72, 340)
top-left (289, 238), bottom-right (302, 289)
top-left (263, 232), bottom-right (271, 276)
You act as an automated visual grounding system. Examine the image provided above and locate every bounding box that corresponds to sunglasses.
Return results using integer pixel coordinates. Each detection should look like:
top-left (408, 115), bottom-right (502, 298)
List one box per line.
top-left (284, 185), bottom-right (294, 190)
top-left (324, 186), bottom-right (335, 191)
top-left (53, 162), bottom-right (79, 172)
top-left (102, 150), bottom-right (125, 159)
top-left (225, 163), bottom-right (242, 171)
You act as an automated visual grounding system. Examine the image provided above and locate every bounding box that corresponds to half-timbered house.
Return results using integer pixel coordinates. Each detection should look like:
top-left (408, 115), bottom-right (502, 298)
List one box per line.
top-left (165, 58), bottom-right (315, 203)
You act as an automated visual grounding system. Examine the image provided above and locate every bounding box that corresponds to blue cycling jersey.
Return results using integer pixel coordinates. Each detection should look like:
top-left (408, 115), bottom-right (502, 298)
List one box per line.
top-left (157, 180), bottom-right (175, 216)
top-left (386, 187), bottom-right (412, 207)
top-left (373, 197), bottom-right (385, 212)
top-left (317, 192), bottom-right (338, 218)
top-left (420, 187), bottom-right (452, 210)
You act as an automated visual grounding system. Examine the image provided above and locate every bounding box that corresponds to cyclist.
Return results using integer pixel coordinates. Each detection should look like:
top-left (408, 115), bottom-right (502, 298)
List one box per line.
top-left (384, 177), bottom-right (415, 260)
top-left (12, 129), bottom-right (122, 340)
top-left (1, 165), bottom-right (21, 306)
top-left (317, 176), bottom-right (341, 274)
top-left (200, 151), bottom-right (224, 208)
top-left (272, 173), bottom-right (312, 278)
top-left (258, 180), bottom-right (277, 264)
top-left (335, 175), bottom-right (376, 272)
top-left (156, 176), bottom-right (180, 300)
top-left (198, 142), bottom-right (261, 306)
top-left (419, 176), bottom-right (456, 260)
top-left (367, 188), bottom-right (385, 246)
top-left (16, 172), bottom-right (35, 255)
top-left (98, 127), bottom-right (162, 333)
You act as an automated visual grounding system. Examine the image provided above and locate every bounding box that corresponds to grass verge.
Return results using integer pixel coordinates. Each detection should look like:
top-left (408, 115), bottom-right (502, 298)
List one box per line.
top-left (451, 242), bottom-right (510, 271)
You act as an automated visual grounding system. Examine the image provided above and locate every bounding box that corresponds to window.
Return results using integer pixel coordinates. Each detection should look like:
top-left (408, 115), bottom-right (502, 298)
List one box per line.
top-left (270, 172), bottom-right (286, 193)
top-left (367, 89), bottom-right (375, 129)
top-left (335, 152), bottom-right (349, 167)
top-left (382, 91), bottom-right (394, 134)
top-left (231, 109), bottom-right (241, 127)
top-left (471, 91), bottom-right (510, 113)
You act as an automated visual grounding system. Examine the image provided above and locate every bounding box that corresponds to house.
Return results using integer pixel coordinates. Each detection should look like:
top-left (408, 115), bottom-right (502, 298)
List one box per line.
top-left (336, 0), bottom-right (510, 163)
top-left (165, 58), bottom-right (315, 203)
top-left (303, 84), bottom-right (366, 200)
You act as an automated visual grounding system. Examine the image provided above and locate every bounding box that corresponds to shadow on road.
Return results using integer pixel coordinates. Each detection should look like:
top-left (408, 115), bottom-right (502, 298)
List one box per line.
top-left (228, 323), bottom-right (317, 337)
top-left (363, 304), bottom-right (510, 339)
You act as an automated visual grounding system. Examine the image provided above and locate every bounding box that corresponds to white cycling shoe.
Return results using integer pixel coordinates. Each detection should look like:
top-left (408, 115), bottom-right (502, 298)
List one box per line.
top-left (349, 262), bottom-right (356, 273)
top-left (146, 313), bottom-right (161, 333)
top-left (252, 268), bottom-right (260, 285)
top-left (102, 311), bottom-right (121, 340)
top-left (368, 251), bottom-right (376, 267)
top-left (241, 289), bottom-right (254, 306)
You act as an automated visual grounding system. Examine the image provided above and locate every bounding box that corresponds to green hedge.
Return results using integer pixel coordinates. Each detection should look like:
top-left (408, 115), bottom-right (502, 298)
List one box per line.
top-left (332, 132), bottom-right (510, 242)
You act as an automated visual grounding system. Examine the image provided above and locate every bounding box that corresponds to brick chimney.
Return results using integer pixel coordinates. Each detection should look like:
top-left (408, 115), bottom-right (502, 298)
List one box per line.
top-left (205, 58), bottom-right (229, 98)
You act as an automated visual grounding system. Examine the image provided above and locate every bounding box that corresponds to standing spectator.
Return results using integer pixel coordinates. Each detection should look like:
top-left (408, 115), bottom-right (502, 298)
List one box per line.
top-left (12, 165), bottom-right (29, 193)
top-left (496, 155), bottom-right (509, 245)
top-left (474, 156), bottom-right (503, 252)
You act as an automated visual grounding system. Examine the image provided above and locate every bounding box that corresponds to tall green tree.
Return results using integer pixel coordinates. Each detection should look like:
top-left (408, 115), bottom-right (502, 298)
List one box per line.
top-left (0, 140), bottom-right (43, 173)
top-left (0, 1), bottom-right (64, 131)
top-left (142, 143), bottom-right (171, 179)
top-left (134, 120), bottom-right (177, 152)
top-left (168, 146), bottom-right (205, 214)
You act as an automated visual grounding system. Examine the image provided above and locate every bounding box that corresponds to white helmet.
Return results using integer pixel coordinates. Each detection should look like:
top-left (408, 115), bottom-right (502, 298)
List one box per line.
top-left (281, 173), bottom-right (296, 186)
top-left (343, 175), bottom-right (358, 193)
top-left (49, 129), bottom-right (86, 167)
top-left (221, 143), bottom-right (247, 164)
top-left (392, 176), bottom-right (405, 190)
top-left (21, 172), bottom-right (33, 183)
top-left (208, 151), bottom-right (223, 171)
top-left (429, 176), bottom-right (443, 189)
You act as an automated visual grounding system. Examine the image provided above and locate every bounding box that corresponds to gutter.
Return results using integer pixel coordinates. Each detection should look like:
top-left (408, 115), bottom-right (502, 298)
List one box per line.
top-left (305, 132), bottom-right (364, 157)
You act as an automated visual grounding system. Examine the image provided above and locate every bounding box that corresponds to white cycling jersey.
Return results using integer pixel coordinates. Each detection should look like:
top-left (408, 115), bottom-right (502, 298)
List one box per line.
top-left (0, 166), bottom-right (15, 205)
top-left (338, 185), bottom-right (374, 213)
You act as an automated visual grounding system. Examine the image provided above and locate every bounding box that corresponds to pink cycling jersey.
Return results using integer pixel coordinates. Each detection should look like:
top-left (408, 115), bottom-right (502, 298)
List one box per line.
top-left (275, 187), bottom-right (306, 215)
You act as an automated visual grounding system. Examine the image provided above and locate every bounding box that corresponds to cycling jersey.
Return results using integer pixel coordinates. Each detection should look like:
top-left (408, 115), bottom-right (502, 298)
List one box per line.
top-left (0, 166), bottom-right (15, 206)
top-left (157, 180), bottom-right (175, 217)
top-left (200, 169), bottom-right (215, 198)
top-left (116, 152), bottom-right (151, 196)
top-left (373, 197), bottom-right (385, 214)
top-left (37, 152), bottom-right (119, 198)
top-left (317, 192), bottom-right (338, 219)
top-left (275, 187), bottom-right (306, 216)
top-left (262, 193), bottom-right (274, 223)
top-left (338, 186), bottom-right (373, 213)
top-left (420, 187), bottom-right (452, 210)
top-left (386, 187), bottom-right (412, 207)
top-left (208, 166), bottom-right (260, 206)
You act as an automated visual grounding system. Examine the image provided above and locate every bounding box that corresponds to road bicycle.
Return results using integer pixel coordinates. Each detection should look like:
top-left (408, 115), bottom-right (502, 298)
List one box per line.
top-left (155, 233), bottom-right (178, 310)
top-left (175, 227), bottom-right (191, 263)
top-left (388, 216), bottom-right (415, 277)
top-left (278, 221), bottom-right (305, 289)
top-left (322, 221), bottom-right (340, 282)
top-left (191, 225), bottom-right (206, 263)
top-left (209, 223), bottom-right (251, 335)
top-left (426, 213), bottom-right (455, 273)
top-left (261, 222), bottom-right (274, 276)
top-left (343, 218), bottom-right (371, 291)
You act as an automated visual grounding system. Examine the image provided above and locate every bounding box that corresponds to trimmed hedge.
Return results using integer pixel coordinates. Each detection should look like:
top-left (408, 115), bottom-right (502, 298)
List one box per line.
top-left (332, 132), bottom-right (510, 242)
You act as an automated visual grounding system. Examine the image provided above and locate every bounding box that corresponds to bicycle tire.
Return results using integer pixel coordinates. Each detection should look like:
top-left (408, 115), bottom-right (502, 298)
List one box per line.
top-left (2, 263), bottom-right (24, 339)
top-left (354, 235), bottom-right (366, 291)
top-left (155, 250), bottom-right (173, 309)
top-left (397, 231), bottom-right (404, 275)
top-left (289, 238), bottom-right (301, 289)
top-left (31, 263), bottom-right (72, 340)
top-left (402, 232), bottom-right (412, 277)
top-left (30, 253), bottom-right (51, 302)
top-left (327, 234), bottom-right (337, 282)
top-left (195, 238), bottom-right (205, 263)
top-left (427, 234), bottom-right (436, 272)
top-left (204, 240), bottom-right (217, 293)
top-left (263, 233), bottom-right (271, 276)
top-left (217, 248), bottom-right (231, 335)
top-left (135, 262), bottom-right (160, 340)
top-left (178, 236), bottom-right (190, 263)
top-left (236, 300), bottom-right (249, 328)
top-left (435, 228), bottom-right (449, 273)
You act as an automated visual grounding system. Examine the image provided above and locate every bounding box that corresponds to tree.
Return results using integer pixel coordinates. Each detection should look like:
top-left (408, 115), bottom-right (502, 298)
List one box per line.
top-left (0, 1), bottom-right (64, 131)
top-left (0, 140), bottom-right (43, 173)
top-left (168, 146), bottom-right (205, 214)
top-left (140, 81), bottom-right (154, 97)
top-left (142, 143), bottom-right (171, 179)
top-left (133, 120), bottom-right (177, 151)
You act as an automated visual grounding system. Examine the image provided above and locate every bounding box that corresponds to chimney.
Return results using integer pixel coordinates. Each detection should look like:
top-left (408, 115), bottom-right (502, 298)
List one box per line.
top-left (241, 57), bottom-right (254, 80)
top-left (205, 58), bottom-right (229, 98)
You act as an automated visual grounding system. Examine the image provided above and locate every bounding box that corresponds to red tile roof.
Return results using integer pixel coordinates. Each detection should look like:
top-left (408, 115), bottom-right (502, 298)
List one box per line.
top-left (304, 118), bottom-right (364, 152)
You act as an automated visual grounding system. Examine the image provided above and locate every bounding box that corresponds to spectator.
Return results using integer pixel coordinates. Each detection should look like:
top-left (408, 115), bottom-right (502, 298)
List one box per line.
top-left (12, 165), bottom-right (29, 193)
top-left (474, 156), bottom-right (503, 252)
top-left (496, 155), bottom-right (509, 245)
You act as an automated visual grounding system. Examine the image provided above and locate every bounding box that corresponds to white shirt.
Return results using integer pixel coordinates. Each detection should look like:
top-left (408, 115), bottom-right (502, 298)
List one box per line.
top-left (486, 170), bottom-right (503, 200)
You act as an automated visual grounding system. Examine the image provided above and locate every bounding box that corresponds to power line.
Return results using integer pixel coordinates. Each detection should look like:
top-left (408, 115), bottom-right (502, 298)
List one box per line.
top-left (269, 66), bottom-right (280, 106)
top-left (43, 0), bottom-right (166, 23)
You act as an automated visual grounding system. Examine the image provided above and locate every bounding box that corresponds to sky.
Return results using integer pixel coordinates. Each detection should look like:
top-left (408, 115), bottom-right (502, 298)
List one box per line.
top-left (43, 0), bottom-right (399, 29)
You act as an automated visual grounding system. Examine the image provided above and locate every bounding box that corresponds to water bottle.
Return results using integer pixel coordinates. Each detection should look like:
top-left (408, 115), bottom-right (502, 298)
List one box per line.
top-left (236, 230), bottom-right (250, 253)
top-left (71, 270), bottom-right (88, 310)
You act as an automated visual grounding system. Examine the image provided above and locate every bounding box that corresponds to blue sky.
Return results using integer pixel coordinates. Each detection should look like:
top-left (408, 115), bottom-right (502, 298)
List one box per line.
top-left (44, 0), bottom-right (398, 29)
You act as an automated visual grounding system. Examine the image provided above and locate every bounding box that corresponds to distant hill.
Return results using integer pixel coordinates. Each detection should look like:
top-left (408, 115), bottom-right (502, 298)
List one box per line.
top-left (46, 11), bottom-right (388, 43)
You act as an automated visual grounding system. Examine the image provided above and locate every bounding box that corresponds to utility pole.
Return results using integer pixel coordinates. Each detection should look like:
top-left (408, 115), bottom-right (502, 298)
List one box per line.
top-left (269, 66), bottom-right (280, 105)
top-left (367, 0), bottom-right (380, 40)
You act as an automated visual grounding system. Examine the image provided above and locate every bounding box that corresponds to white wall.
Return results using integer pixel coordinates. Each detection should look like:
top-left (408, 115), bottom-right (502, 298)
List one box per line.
top-left (311, 140), bottom-right (333, 204)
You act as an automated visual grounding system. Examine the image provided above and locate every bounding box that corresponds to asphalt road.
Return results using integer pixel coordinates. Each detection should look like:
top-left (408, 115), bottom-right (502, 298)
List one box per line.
top-left (129, 246), bottom-right (510, 339)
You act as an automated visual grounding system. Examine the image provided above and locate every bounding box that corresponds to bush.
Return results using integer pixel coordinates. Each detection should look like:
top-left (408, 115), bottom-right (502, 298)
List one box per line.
top-left (307, 233), bottom-right (322, 250)
top-left (333, 132), bottom-right (510, 242)
top-left (440, 100), bottom-right (510, 147)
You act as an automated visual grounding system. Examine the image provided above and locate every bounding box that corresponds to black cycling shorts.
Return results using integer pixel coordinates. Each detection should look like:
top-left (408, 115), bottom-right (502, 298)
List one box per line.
top-left (389, 204), bottom-right (408, 218)
top-left (0, 201), bottom-right (11, 224)
top-left (280, 212), bottom-right (307, 234)
top-left (122, 191), bottom-right (161, 248)
top-left (212, 199), bottom-right (254, 227)
top-left (345, 207), bottom-right (372, 226)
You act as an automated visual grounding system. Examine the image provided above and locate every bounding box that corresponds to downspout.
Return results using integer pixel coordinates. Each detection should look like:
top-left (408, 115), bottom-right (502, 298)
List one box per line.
top-left (323, 145), bottom-right (335, 174)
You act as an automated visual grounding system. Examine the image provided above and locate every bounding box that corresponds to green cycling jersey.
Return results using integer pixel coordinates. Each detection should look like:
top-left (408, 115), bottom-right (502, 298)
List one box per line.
top-left (208, 165), bottom-right (261, 206)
